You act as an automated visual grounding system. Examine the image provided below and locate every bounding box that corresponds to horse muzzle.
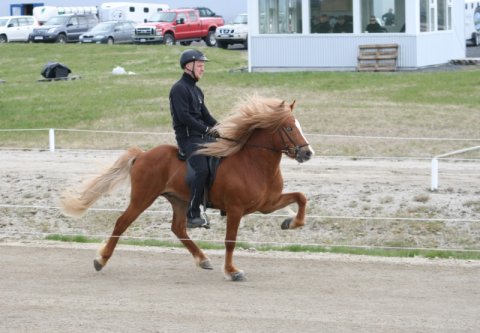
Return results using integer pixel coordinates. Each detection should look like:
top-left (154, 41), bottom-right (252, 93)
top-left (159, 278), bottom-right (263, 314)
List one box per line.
top-left (295, 146), bottom-right (314, 163)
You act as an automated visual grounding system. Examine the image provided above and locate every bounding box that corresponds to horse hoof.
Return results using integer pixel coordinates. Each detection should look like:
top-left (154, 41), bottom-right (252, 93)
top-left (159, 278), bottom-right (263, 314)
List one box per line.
top-left (200, 259), bottom-right (213, 270)
top-left (281, 218), bottom-right (292, 230)
top-left (93, 259), bottom-right (104, 272)
top-left (231, 271), bottom-right (246, 282)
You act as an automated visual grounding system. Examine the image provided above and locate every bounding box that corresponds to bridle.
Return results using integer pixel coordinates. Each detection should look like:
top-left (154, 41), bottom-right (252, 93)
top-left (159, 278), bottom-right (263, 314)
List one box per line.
top-left (277, 126), bottom-right (310, 158)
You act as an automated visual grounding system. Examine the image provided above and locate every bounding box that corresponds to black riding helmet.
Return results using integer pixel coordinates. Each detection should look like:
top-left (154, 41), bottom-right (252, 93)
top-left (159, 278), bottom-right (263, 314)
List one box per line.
top-left (179, 49), bottom-right (209, 69)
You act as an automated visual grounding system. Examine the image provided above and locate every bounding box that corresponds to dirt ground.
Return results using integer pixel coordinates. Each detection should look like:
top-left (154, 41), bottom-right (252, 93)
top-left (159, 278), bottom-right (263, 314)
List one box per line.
top-left (0, 149), bottom-right (479, 332)
top-left (1, 242), bottom-right (480, 333)
top-left (0, 149), bottom-right (479, 248)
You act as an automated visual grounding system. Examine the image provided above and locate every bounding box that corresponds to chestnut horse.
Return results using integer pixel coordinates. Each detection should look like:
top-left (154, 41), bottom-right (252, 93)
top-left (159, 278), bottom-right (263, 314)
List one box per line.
top-left (61, 96), bottom-right (314, 281)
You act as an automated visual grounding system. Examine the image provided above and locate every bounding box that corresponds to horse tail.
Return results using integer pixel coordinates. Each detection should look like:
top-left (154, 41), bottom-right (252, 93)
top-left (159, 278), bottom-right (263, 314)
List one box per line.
top-left (60, 146), bottom-right (144, 217)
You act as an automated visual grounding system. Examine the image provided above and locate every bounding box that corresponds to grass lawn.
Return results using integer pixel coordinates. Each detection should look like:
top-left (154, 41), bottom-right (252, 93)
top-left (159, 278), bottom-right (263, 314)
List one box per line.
top-left (1, 43), bottom-right (480, 156)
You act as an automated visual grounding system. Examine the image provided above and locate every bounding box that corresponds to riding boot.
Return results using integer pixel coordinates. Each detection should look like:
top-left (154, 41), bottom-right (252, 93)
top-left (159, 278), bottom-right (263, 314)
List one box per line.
top-left (186, 177), bottom-right (208, 228)
top-left (180, 138), bottom-right (210, 228)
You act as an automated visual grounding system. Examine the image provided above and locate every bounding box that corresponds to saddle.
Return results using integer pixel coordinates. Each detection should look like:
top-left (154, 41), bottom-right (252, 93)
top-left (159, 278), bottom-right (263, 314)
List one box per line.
top-left (177, 149), bottom-right (226, 216)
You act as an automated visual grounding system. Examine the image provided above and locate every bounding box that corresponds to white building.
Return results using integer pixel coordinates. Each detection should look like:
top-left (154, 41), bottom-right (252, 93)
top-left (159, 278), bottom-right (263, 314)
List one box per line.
top-left (247, 0), bottom-right (465, 71)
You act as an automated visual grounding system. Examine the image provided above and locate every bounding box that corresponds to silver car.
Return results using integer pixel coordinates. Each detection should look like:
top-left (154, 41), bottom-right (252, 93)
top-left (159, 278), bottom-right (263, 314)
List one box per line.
top-left (80, 20), bottom-right (136, 44)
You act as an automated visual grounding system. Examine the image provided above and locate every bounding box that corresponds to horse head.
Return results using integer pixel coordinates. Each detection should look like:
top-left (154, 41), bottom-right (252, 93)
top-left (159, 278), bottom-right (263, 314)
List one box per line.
top-left (274, 100), bottom-right (314, 163)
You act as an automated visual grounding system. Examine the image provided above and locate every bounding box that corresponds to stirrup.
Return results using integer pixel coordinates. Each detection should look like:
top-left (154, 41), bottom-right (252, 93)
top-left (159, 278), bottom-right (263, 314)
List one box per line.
top-left (201, 210), bottom-right (211, 229)
top-left (187, 216), bottom-right (210, 229)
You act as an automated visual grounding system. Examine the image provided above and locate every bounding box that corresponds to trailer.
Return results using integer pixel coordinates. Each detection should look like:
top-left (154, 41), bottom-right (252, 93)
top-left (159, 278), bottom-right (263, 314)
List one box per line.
top-left (98, 2), bottom-right (169, 23)
top-left (465, 0), bottom-right (480, 45)
top-left (33, 6), bottom-right (98, 25)
top-left (10, 3), bottom-right (44, 16)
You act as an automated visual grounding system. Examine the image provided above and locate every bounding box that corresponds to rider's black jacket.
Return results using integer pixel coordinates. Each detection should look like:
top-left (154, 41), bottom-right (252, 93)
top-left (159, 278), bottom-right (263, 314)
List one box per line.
top-left (169, 73), bottom-right (217, 139)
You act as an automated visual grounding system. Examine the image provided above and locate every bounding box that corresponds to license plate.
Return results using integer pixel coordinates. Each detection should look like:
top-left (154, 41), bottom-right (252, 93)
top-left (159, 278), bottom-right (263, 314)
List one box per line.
top-left (34, 36), bottom-right (43, 40)
top-left (83, 39), bottom-right (92, 43)
top-left (140, 38), bottom-right (146, 43)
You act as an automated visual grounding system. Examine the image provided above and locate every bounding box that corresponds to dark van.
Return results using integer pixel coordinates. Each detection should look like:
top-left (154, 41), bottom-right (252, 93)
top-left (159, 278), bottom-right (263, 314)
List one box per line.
top-left (30, 14), bottom-right (98, 43)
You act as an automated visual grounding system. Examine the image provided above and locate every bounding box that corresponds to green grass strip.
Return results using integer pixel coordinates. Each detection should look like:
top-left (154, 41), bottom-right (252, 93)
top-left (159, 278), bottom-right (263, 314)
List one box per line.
top-left (45, 234), bottom-right (480, 260)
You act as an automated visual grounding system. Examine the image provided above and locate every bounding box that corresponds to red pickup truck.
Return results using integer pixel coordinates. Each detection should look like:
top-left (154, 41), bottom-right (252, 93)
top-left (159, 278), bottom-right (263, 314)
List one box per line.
top-left (133, 9), bottom-right (224, 46)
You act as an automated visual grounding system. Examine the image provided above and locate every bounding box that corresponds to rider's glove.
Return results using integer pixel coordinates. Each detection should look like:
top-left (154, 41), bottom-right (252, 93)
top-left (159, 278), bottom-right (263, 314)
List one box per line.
top-left (206, 127), bottom-right (220, 139)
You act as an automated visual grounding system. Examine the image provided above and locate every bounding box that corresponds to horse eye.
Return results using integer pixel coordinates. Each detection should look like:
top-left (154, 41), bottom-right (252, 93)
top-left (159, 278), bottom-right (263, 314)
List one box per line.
top-left (285, 126), bottom-right (293, 132)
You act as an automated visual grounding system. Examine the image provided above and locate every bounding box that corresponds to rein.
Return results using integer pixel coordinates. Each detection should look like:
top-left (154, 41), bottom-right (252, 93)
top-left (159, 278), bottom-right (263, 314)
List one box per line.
top-left (217, 136), bottom-right (278, 152)
top-left (217, 126), bottom-right (309, 157)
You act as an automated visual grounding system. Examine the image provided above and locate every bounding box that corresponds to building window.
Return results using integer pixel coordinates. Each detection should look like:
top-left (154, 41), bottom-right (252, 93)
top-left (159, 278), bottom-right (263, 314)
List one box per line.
top-left (361, 0), bottom-right (406, 33)
top-left (438, 0), bottom-right (453, 30)
top-left (311, 0), bottom-right (353, 34)
top-left (259, 0), bottom-right (302, 34)
top-left (420, 0), bottom-right (452, 32)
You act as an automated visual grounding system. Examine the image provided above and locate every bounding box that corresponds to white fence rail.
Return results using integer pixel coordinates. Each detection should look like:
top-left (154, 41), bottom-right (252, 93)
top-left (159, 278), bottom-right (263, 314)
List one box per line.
top-left (2, 127), bottom-right (480, 150)
top-left (2, 128), bottom-right (480, 191)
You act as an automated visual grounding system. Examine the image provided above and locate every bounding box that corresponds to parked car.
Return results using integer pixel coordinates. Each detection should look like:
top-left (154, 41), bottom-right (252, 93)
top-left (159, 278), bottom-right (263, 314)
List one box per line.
top-left (30, 14), bottom-right (98, 43)
top-left (0, 15), bottom-right (38, 43)
top-left (80, 20), bottom-right (135, 44)
top-left (216, 13), bottom-right (248, 49)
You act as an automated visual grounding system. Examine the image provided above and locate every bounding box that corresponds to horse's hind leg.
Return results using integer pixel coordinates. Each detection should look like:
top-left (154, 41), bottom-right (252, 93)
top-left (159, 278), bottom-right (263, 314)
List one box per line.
top-left (167, 195), bottom-right (212, 270)
top-left (94, 200), bottom-right (154, 271)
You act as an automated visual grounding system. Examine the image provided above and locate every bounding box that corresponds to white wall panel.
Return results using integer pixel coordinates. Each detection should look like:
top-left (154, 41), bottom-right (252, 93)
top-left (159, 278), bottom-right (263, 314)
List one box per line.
top-left (250, 35), bottom-right (419, 70)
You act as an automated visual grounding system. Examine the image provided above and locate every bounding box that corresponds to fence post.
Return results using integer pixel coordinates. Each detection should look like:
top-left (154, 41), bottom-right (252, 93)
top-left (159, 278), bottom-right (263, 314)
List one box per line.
top-left (430, 145), bottom-right (480, 191)
top-left (49, 128), bottom-right (55, 152)
top-left (430, 157), bottom-right (438, 191)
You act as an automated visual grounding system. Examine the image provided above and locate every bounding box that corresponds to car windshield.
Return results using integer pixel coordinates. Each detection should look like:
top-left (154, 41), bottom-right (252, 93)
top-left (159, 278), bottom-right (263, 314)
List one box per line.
top-left (0, 18), bottom-right (8, 27)
top-left (233, 14), bottom-right (247, 24)
top-left (45, 15), bottom-right (68, 26)
top-left (147, 12), bottom-right (176, 23)
top-left (90, 22), bottom-right (116, 33)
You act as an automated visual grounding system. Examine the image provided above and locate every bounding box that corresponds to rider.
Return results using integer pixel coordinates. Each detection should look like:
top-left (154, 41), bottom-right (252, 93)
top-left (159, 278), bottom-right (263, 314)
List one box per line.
top-left (169, 49), bottom-right (219, 228)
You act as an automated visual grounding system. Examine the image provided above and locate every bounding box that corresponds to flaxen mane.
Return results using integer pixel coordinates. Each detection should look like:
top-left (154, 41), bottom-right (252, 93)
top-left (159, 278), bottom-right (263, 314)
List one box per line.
top-left (199, 95), bottom-right (293, 157)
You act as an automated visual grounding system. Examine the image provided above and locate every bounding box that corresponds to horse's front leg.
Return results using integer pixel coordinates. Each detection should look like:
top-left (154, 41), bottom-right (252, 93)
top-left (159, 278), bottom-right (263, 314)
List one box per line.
top-left (224, 208), bottom-right (245, 281)
top-left (262, 191), bottom-right (307, 230)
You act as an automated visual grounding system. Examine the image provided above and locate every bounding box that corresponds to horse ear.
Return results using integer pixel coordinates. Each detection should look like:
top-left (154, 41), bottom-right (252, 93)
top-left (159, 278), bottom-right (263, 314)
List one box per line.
top-left (290, 100), bottom-right (296, 111)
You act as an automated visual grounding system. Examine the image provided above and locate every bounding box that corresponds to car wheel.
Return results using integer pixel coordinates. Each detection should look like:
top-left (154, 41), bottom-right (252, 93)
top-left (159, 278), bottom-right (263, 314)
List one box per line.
top-left (217, 40), bottom-right (228, 49)
top-left (107, 37), bottom-right (114, 45)
top-left (0, 34), bottom-right (7, 43)
top-left (205, 30), bottom-right (216, 47)
top-left (163, 33), bottom-right (175, 45)
top-left (56, 34), bottom-right (67, 44)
